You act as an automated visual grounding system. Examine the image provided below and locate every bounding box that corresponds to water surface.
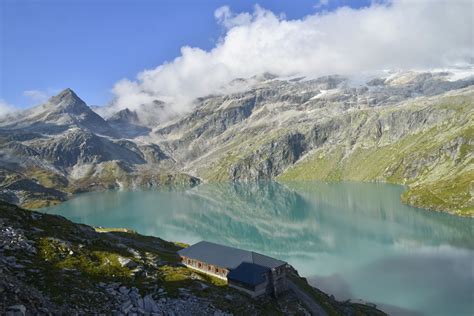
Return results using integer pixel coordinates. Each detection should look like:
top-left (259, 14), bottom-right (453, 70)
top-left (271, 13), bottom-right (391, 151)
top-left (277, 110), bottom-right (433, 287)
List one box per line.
top-left (43, 182), bottom-right (474, 316)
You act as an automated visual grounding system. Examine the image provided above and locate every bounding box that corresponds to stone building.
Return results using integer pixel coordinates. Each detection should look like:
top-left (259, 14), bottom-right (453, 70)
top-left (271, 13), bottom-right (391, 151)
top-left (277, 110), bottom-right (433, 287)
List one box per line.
top-left (178, 241), bottom-right (287, 297)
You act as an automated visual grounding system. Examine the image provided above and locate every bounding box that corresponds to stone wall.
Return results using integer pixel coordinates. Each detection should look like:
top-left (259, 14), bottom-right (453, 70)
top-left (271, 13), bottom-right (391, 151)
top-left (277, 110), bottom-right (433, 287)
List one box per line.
top-left (270, 265), bottom-right (287, 296)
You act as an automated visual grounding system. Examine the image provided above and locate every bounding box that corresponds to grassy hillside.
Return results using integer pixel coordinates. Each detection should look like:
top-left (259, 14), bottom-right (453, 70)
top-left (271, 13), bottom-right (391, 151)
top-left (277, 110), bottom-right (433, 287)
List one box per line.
top-left (278, 114), bottom-right (473, 216)
top-left (0, 161), bottom-right (199, 210)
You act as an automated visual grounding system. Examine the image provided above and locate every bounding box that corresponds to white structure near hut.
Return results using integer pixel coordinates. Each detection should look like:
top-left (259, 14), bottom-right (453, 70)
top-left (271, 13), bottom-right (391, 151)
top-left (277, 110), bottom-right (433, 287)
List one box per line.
top-left (178, 241), bottom-right (287, 297)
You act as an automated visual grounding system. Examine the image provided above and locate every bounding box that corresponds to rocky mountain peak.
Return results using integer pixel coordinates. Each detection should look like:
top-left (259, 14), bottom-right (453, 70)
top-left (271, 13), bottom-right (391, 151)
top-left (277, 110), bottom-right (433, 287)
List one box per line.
top-left (106, 107), bottom-right (151, 138)
top-left (255, 72), bottom-right (278, 81)
top-left (108, 108), bottom-right (139, 124)
top-left (48, 88), bottom-right (89, 114)
top-left (0, 88), bottom-right (119, 137)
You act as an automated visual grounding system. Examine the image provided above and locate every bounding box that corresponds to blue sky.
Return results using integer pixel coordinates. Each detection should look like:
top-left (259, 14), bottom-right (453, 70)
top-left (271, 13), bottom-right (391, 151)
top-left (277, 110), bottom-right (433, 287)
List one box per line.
top-left (0, 0), bottom-right (373, 108)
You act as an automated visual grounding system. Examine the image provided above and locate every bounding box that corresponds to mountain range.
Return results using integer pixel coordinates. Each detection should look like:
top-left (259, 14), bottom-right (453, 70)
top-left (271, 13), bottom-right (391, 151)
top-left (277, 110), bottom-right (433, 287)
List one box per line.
top-left (0, 70), bottom-right (472, 216)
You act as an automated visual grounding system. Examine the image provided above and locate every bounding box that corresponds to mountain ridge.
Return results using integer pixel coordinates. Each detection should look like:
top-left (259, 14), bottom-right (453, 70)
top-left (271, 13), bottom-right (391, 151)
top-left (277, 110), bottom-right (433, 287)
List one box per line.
top-left (0, 70), bottom-right (472, 215)
top-left (0, 88), bottom-right (117, 137)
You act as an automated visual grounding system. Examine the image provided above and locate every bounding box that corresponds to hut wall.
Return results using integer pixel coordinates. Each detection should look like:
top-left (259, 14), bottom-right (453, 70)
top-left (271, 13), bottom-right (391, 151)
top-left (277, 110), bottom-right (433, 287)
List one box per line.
top-left (180, 256), bottom-right (228, 279)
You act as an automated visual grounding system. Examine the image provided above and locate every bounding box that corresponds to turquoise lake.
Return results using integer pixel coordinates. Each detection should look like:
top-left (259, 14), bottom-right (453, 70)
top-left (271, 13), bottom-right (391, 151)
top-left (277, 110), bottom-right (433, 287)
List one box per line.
top-left (42, 182), bottom-right (474, 316)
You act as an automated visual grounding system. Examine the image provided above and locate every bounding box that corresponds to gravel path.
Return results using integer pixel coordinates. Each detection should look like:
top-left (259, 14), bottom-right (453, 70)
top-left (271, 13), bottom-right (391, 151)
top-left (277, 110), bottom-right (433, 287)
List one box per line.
top-left (287, 279), bottom-right (328, 316)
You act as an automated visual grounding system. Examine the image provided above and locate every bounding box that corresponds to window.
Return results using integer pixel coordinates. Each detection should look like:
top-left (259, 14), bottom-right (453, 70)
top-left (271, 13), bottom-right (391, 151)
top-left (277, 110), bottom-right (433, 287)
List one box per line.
top-left (215, 268), bottom-right (219, 273)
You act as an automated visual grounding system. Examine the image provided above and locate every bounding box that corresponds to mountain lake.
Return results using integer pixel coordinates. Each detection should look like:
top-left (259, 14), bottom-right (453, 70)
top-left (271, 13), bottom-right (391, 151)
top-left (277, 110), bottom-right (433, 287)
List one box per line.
top-left (42, 182), bottom-right (474, 316)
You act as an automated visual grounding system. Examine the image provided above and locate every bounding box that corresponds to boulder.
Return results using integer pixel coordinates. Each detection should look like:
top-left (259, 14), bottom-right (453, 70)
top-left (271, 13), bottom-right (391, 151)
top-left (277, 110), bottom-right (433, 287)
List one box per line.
top-left (144, 294), bottom-right (159, 312)
top-left (117, 257), bottom-right (138, 268)
top-left (7, 305), bottom-right (26, 315)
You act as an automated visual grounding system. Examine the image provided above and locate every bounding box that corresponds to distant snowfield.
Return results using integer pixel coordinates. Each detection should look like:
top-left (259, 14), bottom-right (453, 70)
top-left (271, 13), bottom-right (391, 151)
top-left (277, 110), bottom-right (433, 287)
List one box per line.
top-left (444, 66), bottom-right (474, 81)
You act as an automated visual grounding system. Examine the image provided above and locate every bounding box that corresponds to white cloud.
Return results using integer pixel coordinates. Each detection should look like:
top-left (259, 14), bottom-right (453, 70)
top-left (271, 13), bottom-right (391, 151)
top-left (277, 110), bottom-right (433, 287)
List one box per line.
top-left (314, 0), bottom-right (329, 10)
top-left (0, 100), bottom-right (15, 117)
top-left (23, 89), bottom-right (51, 104)
top-left (214, 5), bottom-right (253, 29)
top-left (111, 0), bottom-right (473, 121)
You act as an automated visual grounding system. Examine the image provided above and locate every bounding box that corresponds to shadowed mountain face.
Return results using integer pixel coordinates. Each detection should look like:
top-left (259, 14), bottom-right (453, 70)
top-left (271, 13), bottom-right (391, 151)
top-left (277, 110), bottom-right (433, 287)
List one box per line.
top-left (0, 70), bottom-right (473, 214)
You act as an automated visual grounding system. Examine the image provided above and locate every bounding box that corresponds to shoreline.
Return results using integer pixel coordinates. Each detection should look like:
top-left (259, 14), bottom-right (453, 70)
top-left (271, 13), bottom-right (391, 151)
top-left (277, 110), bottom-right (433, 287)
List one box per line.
top-left (29, 179), bottom-right (473, 218)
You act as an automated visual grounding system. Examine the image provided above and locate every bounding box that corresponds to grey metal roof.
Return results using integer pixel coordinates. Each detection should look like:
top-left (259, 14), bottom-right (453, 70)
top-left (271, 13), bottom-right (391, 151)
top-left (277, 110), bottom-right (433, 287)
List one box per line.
top-left (178, 241), bottom-right (286, 270)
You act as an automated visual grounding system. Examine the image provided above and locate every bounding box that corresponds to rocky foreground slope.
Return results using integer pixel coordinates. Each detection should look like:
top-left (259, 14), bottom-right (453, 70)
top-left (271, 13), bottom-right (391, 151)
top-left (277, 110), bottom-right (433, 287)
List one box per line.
top-left (0, 201), bottom-right (385, 315)
top-left (0, 70), bottom-right (472, 215)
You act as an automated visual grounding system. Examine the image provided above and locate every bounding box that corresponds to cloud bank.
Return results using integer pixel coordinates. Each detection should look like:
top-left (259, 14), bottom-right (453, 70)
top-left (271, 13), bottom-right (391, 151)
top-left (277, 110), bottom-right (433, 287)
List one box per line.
top-left (0, 100), bottom-right (15, 117)
top-left (23, 90), bottom-right (51, 104)
top-left (110, 0), bottom-right (473, 119)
